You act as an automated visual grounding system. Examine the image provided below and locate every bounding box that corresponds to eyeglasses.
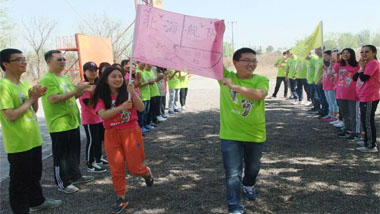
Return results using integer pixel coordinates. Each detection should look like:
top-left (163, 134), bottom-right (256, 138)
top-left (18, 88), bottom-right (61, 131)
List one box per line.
top-left (9, 57), bottom-right (27, 63)
top-left (239, 59), bottom-right (258, 64)
top-left (56, 58), bottom-right (66, 62)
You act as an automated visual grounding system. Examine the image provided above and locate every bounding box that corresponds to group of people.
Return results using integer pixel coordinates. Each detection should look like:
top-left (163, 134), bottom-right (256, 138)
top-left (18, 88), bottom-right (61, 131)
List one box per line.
top-left (0, 48), bottom-right (190, 214)
top-left (271, 45), bottom-right (380, 153)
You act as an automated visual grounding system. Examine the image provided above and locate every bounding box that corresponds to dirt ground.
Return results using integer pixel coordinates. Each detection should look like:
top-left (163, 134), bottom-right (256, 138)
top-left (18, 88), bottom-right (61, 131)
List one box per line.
top-left (0, 74), bottom-right (379, 214)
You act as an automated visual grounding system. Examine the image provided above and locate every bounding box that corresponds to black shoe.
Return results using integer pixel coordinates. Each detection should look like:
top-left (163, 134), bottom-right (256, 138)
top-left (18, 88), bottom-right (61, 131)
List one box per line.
top-left (144, 167), bottom-right (154, 187)
top-left (111, 197), bottom-right (128, 214)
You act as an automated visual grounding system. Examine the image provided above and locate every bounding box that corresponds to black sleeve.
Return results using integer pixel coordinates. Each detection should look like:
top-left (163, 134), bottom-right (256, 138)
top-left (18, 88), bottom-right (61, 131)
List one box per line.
top-left (352, 72), bottom-right (359, 81)
top-left (359, 72), bottom-right (371, 82)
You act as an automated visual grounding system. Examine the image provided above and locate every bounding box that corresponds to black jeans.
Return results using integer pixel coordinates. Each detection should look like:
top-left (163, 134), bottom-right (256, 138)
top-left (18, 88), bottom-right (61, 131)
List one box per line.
top-left (180, 88), bottom-right (188, 106)
top-left (83, 123), bottom-right (104, 167)
top-left (8, 146), bottom-right (45, 214)
top-left (289, 79), bottom-right (298, 99)
top-left (50, 127), bottom-right (82, 188)
top-left (159, 96), bottom-right (166, 116)
top-left (148, 96), bottom-right (160, 124)
top-left (296, 78), bottom-right (307, 101)
top-left (272, 77), bottom-right (288, 97)
top-left (360, 100), bottom-right (379, 148)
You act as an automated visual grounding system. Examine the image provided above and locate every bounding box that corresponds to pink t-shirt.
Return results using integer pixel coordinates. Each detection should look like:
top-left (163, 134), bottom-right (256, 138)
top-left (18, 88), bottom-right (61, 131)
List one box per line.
top-left (356, 59), bottom-right (380, 102)
top-left (95, 95), bottom-right (138, 130)
top-left (79, 90), bottom-right (103, 125)
top-left (322, 64), bottom-right (337, 90)
top-left (334, 63), bottom-right (360, 100)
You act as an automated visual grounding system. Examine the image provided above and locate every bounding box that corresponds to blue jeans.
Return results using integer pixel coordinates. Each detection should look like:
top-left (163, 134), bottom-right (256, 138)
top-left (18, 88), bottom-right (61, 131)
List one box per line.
top-left (315, 84), bottom-right (329, 114)
top-left (324, 90), bottom-right (338, 113)
top-left (142, 100), bottom-right (150, 126)
top-left (220, 139), bottom-right (264, 211)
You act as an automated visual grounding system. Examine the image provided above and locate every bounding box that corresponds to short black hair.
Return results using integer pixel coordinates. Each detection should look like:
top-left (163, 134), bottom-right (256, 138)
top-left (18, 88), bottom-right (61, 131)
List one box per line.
top-left (0, 48), bottom-right (23, 71)
top-left (44, 50), bottom-right (62, 62)
top-left (363, 45), bottom-right (378, 60)
top-left (324, 50), bottom-right (332, 55)
top-left (233, 48), bottom-right (256, 61)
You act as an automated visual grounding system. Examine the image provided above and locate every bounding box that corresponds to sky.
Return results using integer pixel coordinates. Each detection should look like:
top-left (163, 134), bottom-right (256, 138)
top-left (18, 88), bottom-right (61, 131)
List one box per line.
top-left (3, 0), bottom-right (380, 49)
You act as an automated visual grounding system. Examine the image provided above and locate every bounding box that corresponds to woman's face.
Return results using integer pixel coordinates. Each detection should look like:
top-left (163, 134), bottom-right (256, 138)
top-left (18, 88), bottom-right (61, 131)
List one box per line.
top-left (107, 70), bottom-right (124, 90)
top-left (84, 69), bottom-right (98, 81)
top-left (342, 50), bottom-right (351, 61)
top-left (360, 46), bottom-right (376, 61)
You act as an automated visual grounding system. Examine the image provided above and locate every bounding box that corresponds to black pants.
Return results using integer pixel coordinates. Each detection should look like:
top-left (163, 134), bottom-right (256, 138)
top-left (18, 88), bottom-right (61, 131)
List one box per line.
top-left (8, 146), bottom-right (45, 214)
top-left (148, 96), bottom-right (160, 124)
top-left (180, 88), bottom-right (188, 107)
top-left (159, 96), bottom-right (166, 116)
top-left (360, 100), bottom-right (379, 148)
top-left (296, 78), bottom-right (307, 101)
top-left (272, 77), bottom-right (288, 97)
top-left (83, 123), bottom-right (104, 167)
top-left (50, 127), bottom-right (82, 189)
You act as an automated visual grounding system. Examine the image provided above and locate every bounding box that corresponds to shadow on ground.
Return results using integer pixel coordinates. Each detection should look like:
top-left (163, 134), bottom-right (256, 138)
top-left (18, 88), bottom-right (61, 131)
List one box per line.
top-left (0, 99), bottom-right (379, 214)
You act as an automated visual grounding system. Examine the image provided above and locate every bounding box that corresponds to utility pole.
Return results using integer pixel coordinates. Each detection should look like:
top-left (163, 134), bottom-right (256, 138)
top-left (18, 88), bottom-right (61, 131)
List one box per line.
top-left (230, 21), bottom-right (237, 52)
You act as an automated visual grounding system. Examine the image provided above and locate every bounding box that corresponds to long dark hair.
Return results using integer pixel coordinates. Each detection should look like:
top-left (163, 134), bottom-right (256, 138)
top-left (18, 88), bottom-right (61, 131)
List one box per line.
top-left (91, 66), bottom-right (128, 109)
top-left (98, 62), bottom-right (111, 78)
top-left (340, 48), bottom-right (358, 67)
top-left (362, 45), bottom-right (378, 60)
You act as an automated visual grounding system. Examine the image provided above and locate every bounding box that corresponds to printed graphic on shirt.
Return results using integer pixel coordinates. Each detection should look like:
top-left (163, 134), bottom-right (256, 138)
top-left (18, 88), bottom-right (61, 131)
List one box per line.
top-left (229, 89), bottom-right (253, 117)
top-left (110, 100), bottom-right (131, 126)
top-left (61, 83), bottom-right (69, 93)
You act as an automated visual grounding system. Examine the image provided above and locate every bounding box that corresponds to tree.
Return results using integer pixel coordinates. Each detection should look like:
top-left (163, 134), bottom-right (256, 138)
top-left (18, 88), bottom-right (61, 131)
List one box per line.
top-left (0, 0), bottom-right (13, 49)
top-left (324, 39), bottom-right (338, 50)
top-left (337, 33), bottom-right (358, 49)
top-left (356, 30), bottom-right (372, 47)
top-left (23, 17), bottom-right (56, 80)
top-left (372, 33), bottom-right (380, 47)
top-left (223, 42), bottom-right (233, 57)
top-left (78, 14), bottom-right (133, 62)
top-left (266, 45), bottom-right (274, 53)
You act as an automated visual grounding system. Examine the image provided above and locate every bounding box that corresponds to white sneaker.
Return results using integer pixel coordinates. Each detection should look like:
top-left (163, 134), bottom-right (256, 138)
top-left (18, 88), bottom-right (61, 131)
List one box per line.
top-left (182, 105), bottom-right (187, 110)
top-left (29, 198), bottom-right (62, 212)
top-left (330, 119), bottom-right (340, 125)
top-left (156, 115), bottom-right (167, 122)
top-left (72, 175), bottom-right (94, 185)
top-left (356, 141), bottom-right (365, 147)
top-left (88, 163), bottom-right (107, 173)
top-left (333, 121), bottom-right (344, 127)
top-left (356, 146), bottom-right (378, 153)
top-left (58, 184), bottom-right (79, 194)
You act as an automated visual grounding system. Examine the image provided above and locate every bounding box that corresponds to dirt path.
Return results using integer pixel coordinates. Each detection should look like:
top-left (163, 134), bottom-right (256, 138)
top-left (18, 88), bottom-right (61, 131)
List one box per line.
top-left (0, 76), bottom-right (379, 214)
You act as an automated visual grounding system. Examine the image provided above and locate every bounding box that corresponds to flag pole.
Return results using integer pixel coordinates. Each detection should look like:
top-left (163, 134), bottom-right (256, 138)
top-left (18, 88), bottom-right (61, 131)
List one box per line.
top-left (128, 4), bottom-right (140, 100)
top-left (321, 21), bottom-right (324, 51)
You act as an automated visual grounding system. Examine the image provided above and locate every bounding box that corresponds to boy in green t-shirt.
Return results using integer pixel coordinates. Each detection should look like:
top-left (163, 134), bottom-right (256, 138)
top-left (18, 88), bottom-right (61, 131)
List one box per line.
top-left (41, 50), bottom-right (94, 194)
top-left (145, 64), bottom-right (162, 126)
top-left (271, 50), bottom-right (289, 98)
top-left (286, 53), bottom-right (299, 101)
top-left (0, 48), bottom-right (62, 213)
top-left (136, 62), bottom-right (152, 132)
top-left (219, 48), bottom-right (269, 214)
top-left (167, 69), bottom-right (181, 114)
top-left (179, 71), bottom-right (190, 110)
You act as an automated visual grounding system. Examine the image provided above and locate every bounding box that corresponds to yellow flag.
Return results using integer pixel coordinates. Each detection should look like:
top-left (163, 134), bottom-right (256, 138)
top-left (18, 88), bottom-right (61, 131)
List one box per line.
top-left (290, 22), bottom-right (323, 59)
top-left (153, 0), bottom-right (162, 8)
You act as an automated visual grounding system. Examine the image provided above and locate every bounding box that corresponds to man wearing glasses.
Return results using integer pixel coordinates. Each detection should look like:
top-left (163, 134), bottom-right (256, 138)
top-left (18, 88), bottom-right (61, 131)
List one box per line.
top-left (220, 48), bottom-right (269, 214)
top-left (0, 48), bottom-right (62, 213)
top-left (40, 50), bottom-right (93, 194)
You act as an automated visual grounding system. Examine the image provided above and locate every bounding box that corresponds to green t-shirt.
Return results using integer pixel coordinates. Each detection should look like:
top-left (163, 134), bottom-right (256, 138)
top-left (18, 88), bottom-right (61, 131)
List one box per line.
top-left (287, 57), bottom-right (298, 78)
top-left (179, 72), bottom-right (189, 88)
top-left (0, 79), bottom-right (42, 153)
top-left (306, 56), bottom-right (317, 84)
top-left (136, 68), bottom-right (151, 101)
top-left (275, 58), bottom-right (287, 77)
top-left (296, 59), bottom-right (307, 79)
top-left (147, 70), bottom-right (160, 97)
top-left (40, 72), bottom-right (80, 133)
top-left (168, 70), bottom-right (181, 89)
top-left (313, 57), bottom-right (323, 84)
top-left (219, 68), bottom-right (269, 142)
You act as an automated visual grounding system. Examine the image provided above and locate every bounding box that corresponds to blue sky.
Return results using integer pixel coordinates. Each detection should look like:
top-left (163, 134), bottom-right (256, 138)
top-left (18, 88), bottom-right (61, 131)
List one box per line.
top-left (3, 0), bottom-right (380, 49)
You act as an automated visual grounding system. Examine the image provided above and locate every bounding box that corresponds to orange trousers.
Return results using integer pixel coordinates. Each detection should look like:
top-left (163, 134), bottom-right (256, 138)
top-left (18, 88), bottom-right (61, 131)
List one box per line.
top-left (104, 125), bottom-right (149, 196)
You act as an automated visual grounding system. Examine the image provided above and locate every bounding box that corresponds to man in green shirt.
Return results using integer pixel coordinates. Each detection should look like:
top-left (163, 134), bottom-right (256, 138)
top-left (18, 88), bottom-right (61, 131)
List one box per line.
top-left (294, 57), bottom-right (308, 104)
top-left (179, 71), bottom-right (190, 110)
top-left (136, 62), bottom-right (152, 132)
top-left (167, 69), bottom-right (181, 114)
top-left (286, 53), bottom-right (299, 101)
top-left (41, 50), bottom-right (93, 194)
top-left (0, 48), bottom-right (62, 213)
top-left (219, 48), bottom-right (269, 214)
top-left (271, 51), bottom-right (289, 98)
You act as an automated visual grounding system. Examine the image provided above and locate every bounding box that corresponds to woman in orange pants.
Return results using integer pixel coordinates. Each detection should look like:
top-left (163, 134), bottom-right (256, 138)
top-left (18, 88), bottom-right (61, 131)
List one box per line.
top-left (92, 66), bottom-right (153, 214)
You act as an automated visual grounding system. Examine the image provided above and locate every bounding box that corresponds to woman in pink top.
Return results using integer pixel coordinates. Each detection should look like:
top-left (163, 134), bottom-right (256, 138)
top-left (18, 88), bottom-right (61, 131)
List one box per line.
top-left (91, 66), bottom-right (153, 213)
top-left (353, 45), bottom-right (380, 153)
top-left (333, 48), bottom-right (360, 139)
top-left (79, 62), bottom-right (107, 173)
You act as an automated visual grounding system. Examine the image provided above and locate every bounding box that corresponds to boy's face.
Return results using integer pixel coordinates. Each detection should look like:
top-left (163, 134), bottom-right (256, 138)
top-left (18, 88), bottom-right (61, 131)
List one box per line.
top-left (4, 53), bottom-right (27, 75)
top-left (48, 53), bottom-right (66, 71)
top-left (323, 53), bottom-right (331, 61)
top-left (233, 52), bottom-right (257, 77)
